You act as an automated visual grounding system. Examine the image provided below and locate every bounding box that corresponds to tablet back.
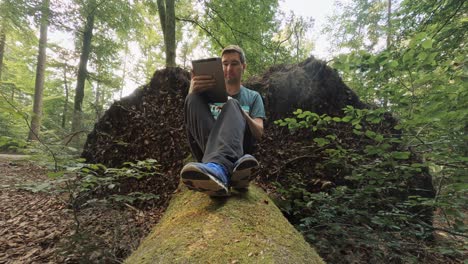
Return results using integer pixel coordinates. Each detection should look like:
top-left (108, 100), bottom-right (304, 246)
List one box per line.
top-left (192, 57), bottom-right (227, 103)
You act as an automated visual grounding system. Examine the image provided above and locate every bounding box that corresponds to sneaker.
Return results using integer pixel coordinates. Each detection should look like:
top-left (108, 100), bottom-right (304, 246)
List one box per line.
top-left (180, 162), bottom-right (230, 196)
top-left (231, 154), bottom-right (259, 189)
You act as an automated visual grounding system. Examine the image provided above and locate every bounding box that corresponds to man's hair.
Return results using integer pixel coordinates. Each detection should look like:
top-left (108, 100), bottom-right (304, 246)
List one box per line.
top-left (221, 45), bottom-right (246, 64)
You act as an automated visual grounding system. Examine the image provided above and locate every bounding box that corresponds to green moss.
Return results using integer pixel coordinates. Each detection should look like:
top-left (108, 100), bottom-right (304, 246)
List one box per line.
top-left (125, 185), bottom-right (324, 264)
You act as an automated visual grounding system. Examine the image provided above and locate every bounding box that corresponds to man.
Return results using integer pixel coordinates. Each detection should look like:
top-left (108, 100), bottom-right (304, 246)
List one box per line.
top-left (181, 45), bottom-right (266, 196)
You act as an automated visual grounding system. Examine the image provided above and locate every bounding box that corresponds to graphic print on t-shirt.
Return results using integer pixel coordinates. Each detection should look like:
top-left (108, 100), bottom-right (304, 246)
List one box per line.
top-left (209, 102), bottom-right (250, 120)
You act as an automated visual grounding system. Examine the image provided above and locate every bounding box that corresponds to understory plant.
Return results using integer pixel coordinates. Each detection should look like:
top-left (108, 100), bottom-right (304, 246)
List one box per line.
top-left (273, 107), bottom-right (466, 263)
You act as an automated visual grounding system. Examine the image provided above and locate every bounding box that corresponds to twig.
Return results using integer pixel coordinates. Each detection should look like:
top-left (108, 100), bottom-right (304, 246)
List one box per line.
top-left (431, 1), bottom-right (465, 38)
top-left (176, 17), bottom-right (224, 48)
top-left (63, 130), bottom-right (88, 146)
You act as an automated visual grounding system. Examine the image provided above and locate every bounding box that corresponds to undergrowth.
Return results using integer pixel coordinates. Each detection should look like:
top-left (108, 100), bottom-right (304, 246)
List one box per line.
top-left (273, 107), bottom-right (467, 263)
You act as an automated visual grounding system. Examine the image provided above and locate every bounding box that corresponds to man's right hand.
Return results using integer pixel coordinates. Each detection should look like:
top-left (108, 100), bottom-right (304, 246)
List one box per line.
top-left (189, 75), bottom-right (216, 94)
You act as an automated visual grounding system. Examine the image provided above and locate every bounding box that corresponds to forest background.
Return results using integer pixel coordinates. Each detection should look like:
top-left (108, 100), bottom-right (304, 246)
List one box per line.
top-left (0, 0), bottom-right (466, 263)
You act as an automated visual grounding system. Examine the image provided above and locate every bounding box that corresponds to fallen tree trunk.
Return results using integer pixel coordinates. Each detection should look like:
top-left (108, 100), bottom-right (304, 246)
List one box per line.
top-left (125, 185), bottom-right (324, 264)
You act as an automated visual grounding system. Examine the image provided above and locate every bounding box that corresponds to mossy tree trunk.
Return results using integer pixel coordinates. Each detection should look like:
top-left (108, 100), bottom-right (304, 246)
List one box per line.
top-left (126, 185), bottom-right (324, 264)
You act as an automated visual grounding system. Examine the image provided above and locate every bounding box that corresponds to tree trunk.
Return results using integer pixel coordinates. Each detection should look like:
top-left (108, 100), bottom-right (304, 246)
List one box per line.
top-left (28, 0), bottom-right (49, 141)
top-left (164, 0), bottom-right (176, 67)
top-left (156, 0), bottom-right (166, 36)
top-left (125, 185), bottom-right (324, 264)
top-left (62, 64), bottom-right (69, 129)
top-left (387, 0), bottom-right (392, 49)
top-left (94, 81), bottom-right (101, 121)
top-left (71, 1), bottom-right (95, 136)
top-left (0, 29), bottom-right (5, 81)
top-left (157, 0), bottom-right (176, 67)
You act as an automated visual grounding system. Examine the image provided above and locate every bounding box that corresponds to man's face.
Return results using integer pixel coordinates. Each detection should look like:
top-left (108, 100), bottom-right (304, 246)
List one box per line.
top-left (222, 52), bottom-right (246, 85)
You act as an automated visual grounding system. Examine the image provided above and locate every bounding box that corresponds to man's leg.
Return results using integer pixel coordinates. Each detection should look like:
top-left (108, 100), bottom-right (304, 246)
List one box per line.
top-left (184, 93), bottom-right (214, 161)
top-left (202, 99), bottom-right (248, 174)
top-left (182, 93), bottom-right (230, 196)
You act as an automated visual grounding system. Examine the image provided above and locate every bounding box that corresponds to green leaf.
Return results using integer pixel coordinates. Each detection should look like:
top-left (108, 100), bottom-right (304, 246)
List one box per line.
top-left (47, 171), bottom-right (65, 179)
top-left (314, 137), bottom-right (330, 147)
top-left (414, 32), bottom-right (427, 40)
top-left (391, 152), bottom-right (410, 160)
top-left (365, 130), bottom-right (376, 138)
top-left (388, 60), bottom-right (398, 68)
top-left (421, 38), bottom-right (433, 49)
top-left (293, 109), bottom-right (303, 115)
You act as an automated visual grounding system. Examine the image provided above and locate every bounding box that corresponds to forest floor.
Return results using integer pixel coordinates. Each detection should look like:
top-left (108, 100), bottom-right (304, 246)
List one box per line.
top-left (0, 155), bottom-right (164, 263)
top-left (0, 155), bottom-right (465, 263)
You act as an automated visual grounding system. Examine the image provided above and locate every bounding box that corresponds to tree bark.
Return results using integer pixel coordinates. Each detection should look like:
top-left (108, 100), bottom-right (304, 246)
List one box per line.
top-left (0, 29), bottom-right (5, 81)
top-left (156, 0), bottom-right (166, 36)
top-left (62, 64), bottom-right (69, 129)
top-left (164, 0), bottom-right (176, 67)
top-left (28, 0), bottom-right (49, 141)
top-left (94, 81), bottom-right (101, 121)
top-left (387, 0), bottom-right (392, 49)
top-left (71, 0), bottom-right (95, 136)
top-left (157, 0), bottom-right (176, 67)
top-left (125, 185), bottom-right (324, 264)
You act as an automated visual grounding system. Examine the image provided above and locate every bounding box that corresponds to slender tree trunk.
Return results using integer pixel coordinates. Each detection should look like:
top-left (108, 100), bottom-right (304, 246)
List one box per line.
top-left (28, 0), bottom-right (49, 141)
top-left (0, 29), bottom-right (5, 81)
top-left (71, 1), bottom-right (95, 137)
top-left (94, 81), bottom-right (101, 121)
top-left (156, 0), bottom-right (166, 36)
top-left (157, 0), bottom-right (176, 67)
top-left (62, 64), bottom-right (69, 129)
top-left (165, 0), bottom-right (176, 67)
top-left (119, 43), bottom-right (128, 99)
top-left (387, 0), bottom-right (392, 49)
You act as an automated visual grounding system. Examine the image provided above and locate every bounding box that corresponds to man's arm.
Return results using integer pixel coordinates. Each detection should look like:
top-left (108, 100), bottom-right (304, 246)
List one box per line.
top-left (241, 110), bottom-right (264, 141)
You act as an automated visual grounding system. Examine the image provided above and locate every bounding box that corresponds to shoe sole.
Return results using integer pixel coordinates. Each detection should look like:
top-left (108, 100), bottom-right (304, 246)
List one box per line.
top-left (181, 164), bottom-right (230, 196)
top-left (231, 158), bottom-right (259, 189)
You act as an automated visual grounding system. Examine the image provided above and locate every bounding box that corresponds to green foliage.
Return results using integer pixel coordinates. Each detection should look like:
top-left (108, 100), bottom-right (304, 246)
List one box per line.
top-left (196, 0), bottom-right (314, 76)
top-left (0, 136), bottom-right (27, 153)
top-left (324, 0), bottom-right (390, 52)
top-left (274, 107), bottom-right (465, 263)
top-left (64, 159), bottom-right (163, 207)
top-left (324, 1), bottom-right (467, 260)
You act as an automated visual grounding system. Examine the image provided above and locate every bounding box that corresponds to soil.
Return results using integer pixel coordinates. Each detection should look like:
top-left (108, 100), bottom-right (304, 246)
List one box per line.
top-left (0, 155), bottom-right (164, 263)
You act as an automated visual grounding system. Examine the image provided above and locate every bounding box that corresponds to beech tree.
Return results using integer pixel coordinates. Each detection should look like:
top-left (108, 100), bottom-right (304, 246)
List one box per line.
top-left (71, 0), bottom-right (96, 137)
top-left (28, 0), bottom-right (50, 141)
top-left (157, 0), bottom-right (176, 67)
top-left (71, 0), bottom-right (140, 140)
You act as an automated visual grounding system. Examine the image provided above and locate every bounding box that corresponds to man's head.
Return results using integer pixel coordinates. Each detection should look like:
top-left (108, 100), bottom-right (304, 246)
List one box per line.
top-left (221, 45), bottom-right (246, 85)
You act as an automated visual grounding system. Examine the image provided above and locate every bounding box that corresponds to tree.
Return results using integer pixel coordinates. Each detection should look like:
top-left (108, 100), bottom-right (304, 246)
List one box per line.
top-left (70, 0), bottom-right (142, 141)
top-left (0, 29), bottom-right (5, 81)
top-left (157, 0), bottom-right (176, 67)
top-left (324, 0), bottom-right (391, 53)
top-left (329, 0), bottom-right (467, 246)
top-left (71, 0), bottom-right (96, 137)
top-left (125, 186), bottom-right (324, 263)
top-left (0, 0), bottom-right (31, 82)
top-left (29, 0), bottom-right (50, 141)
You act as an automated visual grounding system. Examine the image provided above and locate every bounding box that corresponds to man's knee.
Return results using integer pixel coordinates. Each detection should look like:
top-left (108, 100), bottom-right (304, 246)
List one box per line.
top-left (185, 92), bottom-right (204, 106)
top-left (223, 98), bottom-right (242, 111)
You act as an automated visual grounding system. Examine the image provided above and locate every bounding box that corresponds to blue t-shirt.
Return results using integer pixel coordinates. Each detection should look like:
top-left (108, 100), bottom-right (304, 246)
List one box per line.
top-left (209, 86), bottom-right (266, 120)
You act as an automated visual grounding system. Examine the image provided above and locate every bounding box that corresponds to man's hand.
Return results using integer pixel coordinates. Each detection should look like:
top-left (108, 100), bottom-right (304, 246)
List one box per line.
top-left (241, 110), bottom-right (264, 141)
top-left (189, 74), bottom-right (216, 94)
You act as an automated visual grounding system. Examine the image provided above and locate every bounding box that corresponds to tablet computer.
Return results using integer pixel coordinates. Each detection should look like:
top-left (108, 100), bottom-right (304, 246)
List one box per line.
top-left (192, 57), bottom-right (227, 103)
